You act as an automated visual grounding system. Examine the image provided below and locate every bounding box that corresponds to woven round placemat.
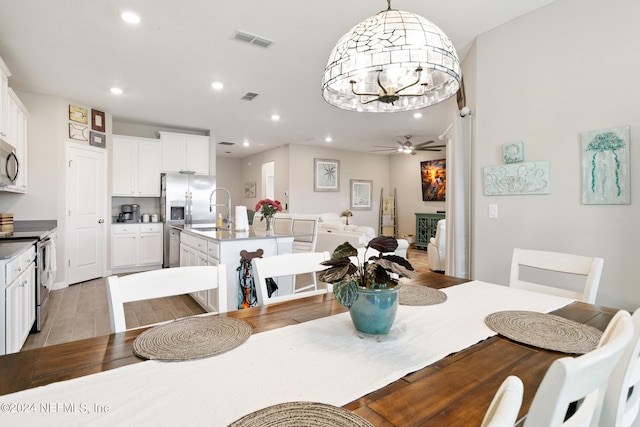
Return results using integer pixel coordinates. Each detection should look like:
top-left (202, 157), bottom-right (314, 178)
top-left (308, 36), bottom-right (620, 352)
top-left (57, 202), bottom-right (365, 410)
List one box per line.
top-left (133, 316), bottom-right (252, 361)
top-left (485, 310), bottom-right (602, 354)
top-left (399, 284), bottom-right (447, 306)
top-left (228, 401), bottom-right (374, 427)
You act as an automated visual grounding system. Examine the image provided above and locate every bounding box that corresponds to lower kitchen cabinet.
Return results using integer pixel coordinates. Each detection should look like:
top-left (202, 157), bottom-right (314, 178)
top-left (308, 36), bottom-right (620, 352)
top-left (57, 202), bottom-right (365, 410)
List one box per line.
top-left (179, 233), bottom-right (220, 312)
top-left (2, 244), bottom-right (36, 355)
top-left (111, 223), bottom-right (163, 272)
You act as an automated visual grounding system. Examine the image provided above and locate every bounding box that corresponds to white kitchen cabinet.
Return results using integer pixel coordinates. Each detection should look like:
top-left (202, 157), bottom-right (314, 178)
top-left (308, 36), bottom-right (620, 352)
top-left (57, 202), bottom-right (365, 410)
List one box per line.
top-left (2, 244), bottom-right (36, 355)
top-left (179, 232), bottom-right (218, 311)
top-left (159, 131), bottom-right (209, 175)
top-left (111, 223), bottom-right (163, 271)
top-left (112, 135), bottom-right (161, 197)
top-left (0, 56), bottom-right (10, 142)
top-left (6, 89), bottom-right (28, 193)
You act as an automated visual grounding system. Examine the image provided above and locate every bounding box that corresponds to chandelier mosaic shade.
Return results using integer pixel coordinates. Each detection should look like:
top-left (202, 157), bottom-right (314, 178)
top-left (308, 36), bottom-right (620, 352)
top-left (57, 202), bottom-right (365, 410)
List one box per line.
top-left (321, 6), bottom-right (461, 113)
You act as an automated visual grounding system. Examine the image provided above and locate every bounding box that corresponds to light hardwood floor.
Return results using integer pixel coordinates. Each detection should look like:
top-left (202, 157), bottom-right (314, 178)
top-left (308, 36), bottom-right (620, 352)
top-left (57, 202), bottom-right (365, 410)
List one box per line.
top-left (22, 276), bottom-right (206, 351)
top-left (21, 248), bottom-right (429, 352)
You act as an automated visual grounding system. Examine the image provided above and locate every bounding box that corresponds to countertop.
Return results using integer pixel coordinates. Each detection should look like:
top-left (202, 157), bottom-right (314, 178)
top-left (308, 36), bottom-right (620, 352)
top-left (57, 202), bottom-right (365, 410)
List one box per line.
top-left (0, 240), bottom-right (36, 260)
top-left (177, 224), bottom-right (313, 242)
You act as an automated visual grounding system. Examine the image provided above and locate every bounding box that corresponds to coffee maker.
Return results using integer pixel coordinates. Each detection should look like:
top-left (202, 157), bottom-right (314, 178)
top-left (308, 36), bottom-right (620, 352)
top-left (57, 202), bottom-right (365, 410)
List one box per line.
top-left (118, 204), bottom-right (140, 223)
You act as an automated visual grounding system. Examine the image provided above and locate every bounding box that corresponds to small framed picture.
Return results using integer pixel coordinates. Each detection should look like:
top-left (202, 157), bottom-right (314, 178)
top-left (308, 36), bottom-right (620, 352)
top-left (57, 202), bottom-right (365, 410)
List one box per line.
top-left (69, 105), bottom-right (88, 124)
top-left (69, 123), bottom-right (88, 141)
top-left (503, 141), bottom-right (524, 163)
top-left (91, 109), bottom-right (105, 132)
top-left (314, 158), bottom-right (340, 192)
top-left (89, 131), bottom-right (106, 148)
top-left (350, 179), bottom-right (373, 210)
top-left (244, 182), bottom-right (256, 198)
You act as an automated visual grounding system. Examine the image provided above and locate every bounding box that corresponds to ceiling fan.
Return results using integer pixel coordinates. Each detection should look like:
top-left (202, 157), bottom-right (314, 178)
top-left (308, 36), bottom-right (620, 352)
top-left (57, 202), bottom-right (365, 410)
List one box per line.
top-left (371, 135), bottom-right (445, 155)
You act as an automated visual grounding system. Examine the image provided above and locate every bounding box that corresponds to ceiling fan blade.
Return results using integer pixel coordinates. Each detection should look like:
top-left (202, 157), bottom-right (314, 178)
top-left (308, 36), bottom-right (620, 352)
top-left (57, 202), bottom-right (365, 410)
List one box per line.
top-left (372, 145), bottom-right (397, 149)
top-left (413, 140), bottom-right (436, 149)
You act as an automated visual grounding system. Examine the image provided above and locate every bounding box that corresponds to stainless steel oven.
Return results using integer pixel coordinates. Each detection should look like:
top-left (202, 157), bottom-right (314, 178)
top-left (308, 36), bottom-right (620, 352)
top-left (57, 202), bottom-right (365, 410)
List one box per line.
top-left (35, 230), bottom-right (56, 331)
top-left (0, 138), bottom-right (19, 188)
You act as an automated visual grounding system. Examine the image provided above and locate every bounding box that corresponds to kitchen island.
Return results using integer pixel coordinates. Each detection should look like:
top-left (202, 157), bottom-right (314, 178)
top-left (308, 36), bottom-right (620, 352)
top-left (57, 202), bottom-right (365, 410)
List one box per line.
top-left (177, 225), bottom-right (314, 312)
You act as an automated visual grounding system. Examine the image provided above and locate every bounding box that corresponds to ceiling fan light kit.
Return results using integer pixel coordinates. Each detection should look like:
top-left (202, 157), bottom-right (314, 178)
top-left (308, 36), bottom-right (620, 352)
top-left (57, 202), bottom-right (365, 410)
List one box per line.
top-left (321, 0), bottom-right (461, 113)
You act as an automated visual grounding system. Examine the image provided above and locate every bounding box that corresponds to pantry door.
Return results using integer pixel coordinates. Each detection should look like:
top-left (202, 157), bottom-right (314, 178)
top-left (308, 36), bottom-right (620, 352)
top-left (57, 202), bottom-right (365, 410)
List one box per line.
top-left (66, 143), bottom-right (106, 284)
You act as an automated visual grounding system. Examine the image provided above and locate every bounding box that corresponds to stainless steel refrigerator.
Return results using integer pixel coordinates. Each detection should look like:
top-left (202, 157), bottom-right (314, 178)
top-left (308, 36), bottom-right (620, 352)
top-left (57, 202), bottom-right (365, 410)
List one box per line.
top-left (161, 172), bottom-right (216, 267)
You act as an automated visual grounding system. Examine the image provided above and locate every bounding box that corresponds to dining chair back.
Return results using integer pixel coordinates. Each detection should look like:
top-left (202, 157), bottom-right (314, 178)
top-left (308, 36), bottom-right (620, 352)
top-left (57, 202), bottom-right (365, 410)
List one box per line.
top-left (273, 216), bottom-right (293, 234)
top-left (509, 248), bottom-right (604, 304)
top-left (600, 308), bottom-right (640, 427)
top-left (292, 217), bottom-right (318, 253)
top-left (252, 212), bottom-right (265, 232)
top-left (252, 251), bottom-right (331, 305)
top-left (524, 310), bottom-right (633, 427)
top-left (106, 265), bottom-right (227, 333)
top-left (480, 375), bottom-right (524, 427)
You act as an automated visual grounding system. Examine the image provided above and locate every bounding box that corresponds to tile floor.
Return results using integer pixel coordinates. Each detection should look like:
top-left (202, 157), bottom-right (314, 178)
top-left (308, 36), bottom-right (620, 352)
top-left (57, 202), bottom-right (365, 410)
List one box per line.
top-left (22, 276), bottom-right (206, 351)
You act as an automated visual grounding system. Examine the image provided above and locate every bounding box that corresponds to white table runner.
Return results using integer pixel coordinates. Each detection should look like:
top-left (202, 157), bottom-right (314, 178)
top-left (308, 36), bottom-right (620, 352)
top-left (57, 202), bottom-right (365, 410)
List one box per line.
top-left (0, 281), bottom-right (574, 426)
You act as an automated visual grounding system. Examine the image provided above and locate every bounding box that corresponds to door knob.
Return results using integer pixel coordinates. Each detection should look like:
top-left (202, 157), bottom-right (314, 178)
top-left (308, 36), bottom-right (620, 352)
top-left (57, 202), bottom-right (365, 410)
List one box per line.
top-left (98, 219), bottom-right (104, 223)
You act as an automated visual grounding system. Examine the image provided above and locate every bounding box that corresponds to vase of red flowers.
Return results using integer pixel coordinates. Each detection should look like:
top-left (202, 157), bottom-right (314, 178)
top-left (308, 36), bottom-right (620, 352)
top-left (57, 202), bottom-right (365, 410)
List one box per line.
top-left (254, 198), bottom-right (282, 234)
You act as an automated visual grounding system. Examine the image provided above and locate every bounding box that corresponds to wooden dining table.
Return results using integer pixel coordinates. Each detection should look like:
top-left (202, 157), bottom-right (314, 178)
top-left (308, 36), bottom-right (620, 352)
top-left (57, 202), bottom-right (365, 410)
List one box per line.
top-left (0, 272), bottom-right (617, 426)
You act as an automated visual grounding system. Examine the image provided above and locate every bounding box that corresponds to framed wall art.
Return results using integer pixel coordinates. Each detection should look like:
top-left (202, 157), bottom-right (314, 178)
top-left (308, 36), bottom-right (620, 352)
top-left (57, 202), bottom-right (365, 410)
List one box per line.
top-left (483, 161), bottom-right (550, 196)
top-left (244, 181), bottom-right (256, 198)
top-left (69, 123), bottom-right (88, 141)
top-left (350, 179), bottom-right (372, 210)
top-left (581, 126), bottom-right (630, 204)
top-left (69, 105), bottom-right (88, 124)
top-left (314, 158), bottom-right (340, 192)
top-left (502, 141), bottom-right (524, 163)
top-left (91, 109), bottom-right (105, 132)
top-left (420, 159), bottom-right (446, 201)
top-left (89, 131), bottom-right (106, 148)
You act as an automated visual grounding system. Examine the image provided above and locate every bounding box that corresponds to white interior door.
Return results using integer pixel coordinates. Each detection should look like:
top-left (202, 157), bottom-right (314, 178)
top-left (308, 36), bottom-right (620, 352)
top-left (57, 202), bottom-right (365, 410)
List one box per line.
top-left (66, 144), bottom-right (106, 284)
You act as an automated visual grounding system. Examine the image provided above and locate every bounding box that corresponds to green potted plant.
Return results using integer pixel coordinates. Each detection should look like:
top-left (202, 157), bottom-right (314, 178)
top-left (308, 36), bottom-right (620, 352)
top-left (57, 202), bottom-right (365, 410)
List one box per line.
top-left (318, 236), bottom-right (416, 335)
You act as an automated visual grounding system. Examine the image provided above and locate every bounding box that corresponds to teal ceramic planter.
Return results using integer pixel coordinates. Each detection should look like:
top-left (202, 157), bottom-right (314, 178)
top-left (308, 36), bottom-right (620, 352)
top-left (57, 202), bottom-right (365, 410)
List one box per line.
top-left (349, 286), bottom-right (400, 335)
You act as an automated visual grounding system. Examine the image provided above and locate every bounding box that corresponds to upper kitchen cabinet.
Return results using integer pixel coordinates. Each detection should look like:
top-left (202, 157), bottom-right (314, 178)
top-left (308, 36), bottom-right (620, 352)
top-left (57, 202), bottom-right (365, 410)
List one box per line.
top-left (0, 56), bottom-right (10, 142)
top-left (6, 89), bottom-right (28, 193)
top-left (159, 131), bottom-right (209, 175)
top-left (112, 135), bottom-right (161, 197)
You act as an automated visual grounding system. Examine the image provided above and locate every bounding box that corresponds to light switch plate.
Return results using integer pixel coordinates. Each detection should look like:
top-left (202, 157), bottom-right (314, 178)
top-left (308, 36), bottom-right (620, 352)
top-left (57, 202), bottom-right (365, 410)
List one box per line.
top-left (489, 204), bottom-right (498, 219)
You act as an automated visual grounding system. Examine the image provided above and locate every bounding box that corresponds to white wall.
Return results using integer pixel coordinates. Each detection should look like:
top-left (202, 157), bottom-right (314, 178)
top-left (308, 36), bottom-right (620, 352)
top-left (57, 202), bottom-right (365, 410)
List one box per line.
top-left (472, 0), bottom-right (640, 310)
top-left (288, 144), bottom-right (390, 230)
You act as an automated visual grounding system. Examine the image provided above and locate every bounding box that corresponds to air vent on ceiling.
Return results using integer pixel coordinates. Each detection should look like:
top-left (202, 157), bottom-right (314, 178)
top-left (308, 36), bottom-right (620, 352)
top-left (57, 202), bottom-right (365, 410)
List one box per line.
top-left (218, 141), bottom-right (235, 146)
top-left (232, 30), bottom-right (274, 48)
top-left (241, 92), bottom-right (259, 101)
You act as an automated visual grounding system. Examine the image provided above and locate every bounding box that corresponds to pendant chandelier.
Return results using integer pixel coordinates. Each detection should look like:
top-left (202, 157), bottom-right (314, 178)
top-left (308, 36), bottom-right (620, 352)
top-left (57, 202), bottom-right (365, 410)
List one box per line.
top-left (321, 1), bottom-right (461, 113)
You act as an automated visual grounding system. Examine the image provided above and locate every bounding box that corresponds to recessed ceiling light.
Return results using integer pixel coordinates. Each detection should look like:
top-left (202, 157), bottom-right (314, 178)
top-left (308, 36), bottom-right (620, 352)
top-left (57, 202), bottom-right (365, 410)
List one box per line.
top-left (413, 112), bottom-right (423, 119)
top-left (110, 87), bottom-right (123, 95)
top-left (325, 137), bottom-right (332, 143)
top-left (271, 114), bottom-right (280, 121)
top-left (211, 81), bottom-right (224, 90)
top-left (121, 11), bottom-right (141, 24)
top-left (242, 142), bottom-right (250, 147)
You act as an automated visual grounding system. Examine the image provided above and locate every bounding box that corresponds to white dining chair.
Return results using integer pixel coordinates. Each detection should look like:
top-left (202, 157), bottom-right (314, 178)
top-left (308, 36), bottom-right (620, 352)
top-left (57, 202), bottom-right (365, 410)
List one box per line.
top-left (509, 248), bottom-right (604, 304)
top-left (599, 308), bottom-right (640, 427)
top-left (252, 251), bottom-right (331, 305)
top-left (292, 217), bottom-right (319, 254)
top-left (273, 215), bottom-right (293, 234)
top-left (106, 265), bottom-right (227, 333)
top-left (523, 310), bottom-right (633, 427)
top-left (480, 375), bottom-right (524, 427)
top-left (252, 212), bottom-right (266, 232)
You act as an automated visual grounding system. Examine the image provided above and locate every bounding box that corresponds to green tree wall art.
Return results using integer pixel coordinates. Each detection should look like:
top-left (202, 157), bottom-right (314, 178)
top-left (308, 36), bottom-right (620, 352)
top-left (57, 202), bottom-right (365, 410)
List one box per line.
top-left (581, 126), bottom-right (630, 204)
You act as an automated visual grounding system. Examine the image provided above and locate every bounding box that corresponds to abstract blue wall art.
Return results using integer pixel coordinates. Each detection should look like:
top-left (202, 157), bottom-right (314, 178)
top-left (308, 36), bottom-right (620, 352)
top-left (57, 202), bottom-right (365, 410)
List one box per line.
top-left (483, 161), bottom-right (550, 196)
top-left (581, 126), bottom-right (630, 205)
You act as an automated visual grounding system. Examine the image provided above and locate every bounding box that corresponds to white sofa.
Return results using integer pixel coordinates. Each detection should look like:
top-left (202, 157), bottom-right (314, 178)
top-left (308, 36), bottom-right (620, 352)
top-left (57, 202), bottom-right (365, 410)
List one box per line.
top-left (315, 213), bottom-right (408, 258)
